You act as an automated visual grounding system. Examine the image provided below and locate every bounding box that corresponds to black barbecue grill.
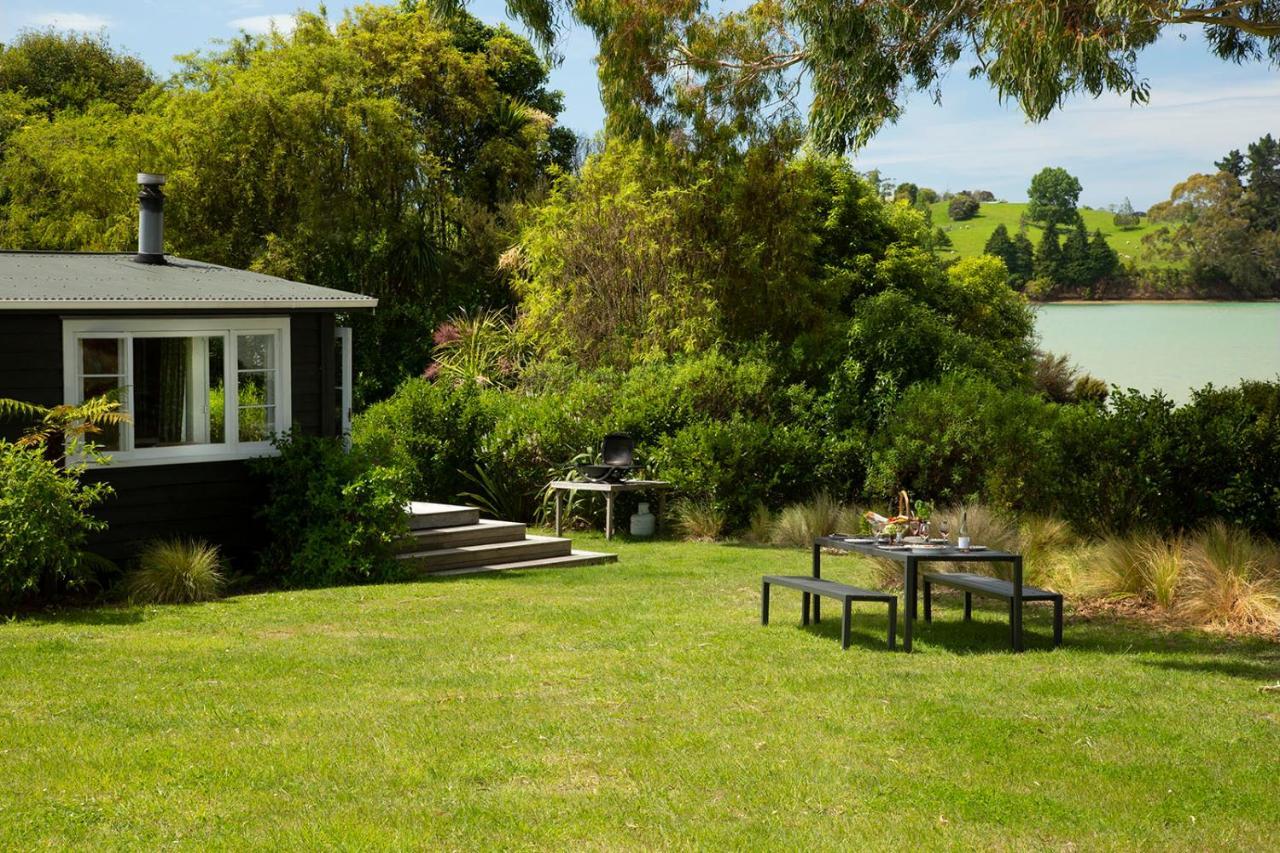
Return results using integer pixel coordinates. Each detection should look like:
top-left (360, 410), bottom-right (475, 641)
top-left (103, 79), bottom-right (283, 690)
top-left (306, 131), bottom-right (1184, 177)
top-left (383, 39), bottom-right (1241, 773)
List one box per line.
top-left (576, 433), bottom-right (636, 483)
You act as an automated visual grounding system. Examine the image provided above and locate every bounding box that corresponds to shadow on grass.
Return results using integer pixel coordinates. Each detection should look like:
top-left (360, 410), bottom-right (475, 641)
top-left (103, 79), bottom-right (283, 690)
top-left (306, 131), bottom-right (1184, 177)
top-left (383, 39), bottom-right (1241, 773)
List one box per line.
top-left (7, 604), bottom-right (150, 627)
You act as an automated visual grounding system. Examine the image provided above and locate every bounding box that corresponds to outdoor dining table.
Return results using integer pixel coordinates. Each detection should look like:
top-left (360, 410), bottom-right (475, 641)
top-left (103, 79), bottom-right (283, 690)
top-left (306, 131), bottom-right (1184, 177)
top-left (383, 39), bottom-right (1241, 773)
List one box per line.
top-left (812, 536), bottom-right (1026, 652)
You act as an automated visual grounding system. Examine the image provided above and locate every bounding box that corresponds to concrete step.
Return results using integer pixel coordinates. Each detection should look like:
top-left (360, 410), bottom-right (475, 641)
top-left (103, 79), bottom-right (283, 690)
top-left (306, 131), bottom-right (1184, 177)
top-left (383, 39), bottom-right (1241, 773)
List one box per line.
top-left (397, 534), bottom-right (572, 572)
top-left (406, 501), bottom-right (480, 530)
top-left (424, 550), bottom-right (618, 577)
top-left (399, 519), bottom-right (526, 552)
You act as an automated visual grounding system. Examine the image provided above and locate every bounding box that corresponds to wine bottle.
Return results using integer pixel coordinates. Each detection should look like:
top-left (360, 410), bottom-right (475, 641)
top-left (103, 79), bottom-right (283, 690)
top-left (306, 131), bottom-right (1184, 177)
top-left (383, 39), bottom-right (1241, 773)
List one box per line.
top-left (958, 509), bottom-right (971, 550)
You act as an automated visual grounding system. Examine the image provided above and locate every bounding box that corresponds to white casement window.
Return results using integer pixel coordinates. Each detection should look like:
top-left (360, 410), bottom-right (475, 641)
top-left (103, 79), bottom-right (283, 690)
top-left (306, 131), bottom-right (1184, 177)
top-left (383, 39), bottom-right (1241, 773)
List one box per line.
top-left (62, 317), bottom-right (292, 467)
top-left (335, 326), bottom-right (352, 441)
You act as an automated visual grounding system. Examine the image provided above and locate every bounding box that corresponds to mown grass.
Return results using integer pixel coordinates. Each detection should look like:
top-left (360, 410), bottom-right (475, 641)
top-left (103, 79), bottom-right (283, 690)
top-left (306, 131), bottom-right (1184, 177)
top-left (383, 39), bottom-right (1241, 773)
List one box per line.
top-left (2, 534), bottom-right (1278, 848)
top-left (928, 201), bottom-right (1177, 269)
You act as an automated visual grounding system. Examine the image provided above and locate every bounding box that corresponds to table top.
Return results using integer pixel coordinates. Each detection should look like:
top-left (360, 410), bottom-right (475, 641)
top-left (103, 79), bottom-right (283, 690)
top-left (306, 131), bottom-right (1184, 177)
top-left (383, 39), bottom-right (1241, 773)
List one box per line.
top-left (548, 479), bottom-right (672, 492)
top-left (815, 535), bottom-right (1020, 563)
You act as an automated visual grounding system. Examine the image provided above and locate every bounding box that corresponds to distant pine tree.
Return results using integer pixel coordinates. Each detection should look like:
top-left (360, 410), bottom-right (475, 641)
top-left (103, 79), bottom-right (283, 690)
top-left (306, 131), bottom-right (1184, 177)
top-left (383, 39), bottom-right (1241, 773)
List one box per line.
top-left (1035, 223), bottom-right (1063, 282)
top-left (1012, 232), bottom-right (1035, 284)
top-left (1088, 229), bottom-right (1120, 282)
top-left (1061, 217), bottom-right (1092, 286)
top-left (1112, 197), bottom-right (1140, 230)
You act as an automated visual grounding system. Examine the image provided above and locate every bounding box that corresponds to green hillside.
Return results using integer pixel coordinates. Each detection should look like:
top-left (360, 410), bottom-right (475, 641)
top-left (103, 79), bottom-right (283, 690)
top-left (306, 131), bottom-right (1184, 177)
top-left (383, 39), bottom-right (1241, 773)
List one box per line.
top-left (928, 201), bottom-right (1173, 268)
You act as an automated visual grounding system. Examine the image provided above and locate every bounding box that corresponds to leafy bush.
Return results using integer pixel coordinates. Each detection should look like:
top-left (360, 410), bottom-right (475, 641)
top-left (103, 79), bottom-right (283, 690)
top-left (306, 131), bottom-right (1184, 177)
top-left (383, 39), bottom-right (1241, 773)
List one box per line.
top-left (0, 440), bottom-right (112, 603)
top-left (947, 193), bottom-right (979, 221)
top-left (651, 416), bottom-right (821, 523)
top-left (354, 379), bottom-right (495, 503)
top-left (127, 538), bottom-right (226, 604)
top-left (867, 377), bottom-right (1062, 514)
top-left (254, 433), bottom-right (410, 588)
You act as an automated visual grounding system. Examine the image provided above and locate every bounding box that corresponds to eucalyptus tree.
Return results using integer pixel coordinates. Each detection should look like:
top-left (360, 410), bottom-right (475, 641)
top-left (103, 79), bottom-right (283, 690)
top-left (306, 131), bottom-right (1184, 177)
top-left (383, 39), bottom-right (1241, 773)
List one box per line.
top-left (484, 0), bottom-right (1280, 150)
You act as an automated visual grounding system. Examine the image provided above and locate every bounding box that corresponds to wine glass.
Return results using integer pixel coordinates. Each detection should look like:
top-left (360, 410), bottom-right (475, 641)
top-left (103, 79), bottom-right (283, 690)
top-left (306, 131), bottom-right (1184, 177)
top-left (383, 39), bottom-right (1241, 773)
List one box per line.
top-left (939, 518), bottom-right (950, 544)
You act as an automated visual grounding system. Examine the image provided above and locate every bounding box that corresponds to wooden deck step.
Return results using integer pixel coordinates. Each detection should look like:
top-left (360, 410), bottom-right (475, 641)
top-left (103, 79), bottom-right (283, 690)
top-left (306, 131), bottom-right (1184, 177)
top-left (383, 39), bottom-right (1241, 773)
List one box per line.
top-left (406, 502), bottom-right (480, 530)
top-left (400, 519), bottom-right (526, 551)
top-left (398, 534), bottom-right (573, 572)
top-left (424, 550), bottom-right (618, 577)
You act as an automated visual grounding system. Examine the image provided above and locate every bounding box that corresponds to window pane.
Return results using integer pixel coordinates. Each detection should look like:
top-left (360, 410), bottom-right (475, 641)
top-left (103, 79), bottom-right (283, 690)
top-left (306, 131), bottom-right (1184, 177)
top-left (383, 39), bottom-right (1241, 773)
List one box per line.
top-left (209, 336), bottom-right (227, 445)
top-left (238, 370), bottom-right (275, 408)
top-left (237, 335), bottom-right (275, 371)
top-left (82, 378), bottom-right (121, 450)
top-left (238, 405), bottom-right (274, 443)
top-left (81, 338), bottom-right (121, 375)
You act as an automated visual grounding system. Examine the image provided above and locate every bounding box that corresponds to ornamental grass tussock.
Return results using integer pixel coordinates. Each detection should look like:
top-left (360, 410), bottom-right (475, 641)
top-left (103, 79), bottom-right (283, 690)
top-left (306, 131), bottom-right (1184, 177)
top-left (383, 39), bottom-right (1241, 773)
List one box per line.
top-left (126, 538), bottom-right (226, 605)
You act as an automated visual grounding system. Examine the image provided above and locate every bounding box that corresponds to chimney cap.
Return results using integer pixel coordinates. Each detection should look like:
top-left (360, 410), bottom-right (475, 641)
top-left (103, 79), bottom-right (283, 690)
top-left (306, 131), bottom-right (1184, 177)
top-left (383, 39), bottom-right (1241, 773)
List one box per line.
top-left (137, 172), bottom-right (166, 186)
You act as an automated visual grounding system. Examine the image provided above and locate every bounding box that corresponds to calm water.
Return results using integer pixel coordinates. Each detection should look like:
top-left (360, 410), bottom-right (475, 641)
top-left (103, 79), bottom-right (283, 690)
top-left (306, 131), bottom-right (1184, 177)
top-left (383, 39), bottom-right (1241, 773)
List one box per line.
top-left (1034, 302), bottom-right (1280, 401)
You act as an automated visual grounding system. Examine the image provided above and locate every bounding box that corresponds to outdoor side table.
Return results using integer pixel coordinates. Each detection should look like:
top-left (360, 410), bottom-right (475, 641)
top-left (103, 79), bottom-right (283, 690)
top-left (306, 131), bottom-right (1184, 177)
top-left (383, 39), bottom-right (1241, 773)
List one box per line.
top-left (811, 537), bottom-right (1025, 653)
top-left (548, 480), bottom-right (672, 540)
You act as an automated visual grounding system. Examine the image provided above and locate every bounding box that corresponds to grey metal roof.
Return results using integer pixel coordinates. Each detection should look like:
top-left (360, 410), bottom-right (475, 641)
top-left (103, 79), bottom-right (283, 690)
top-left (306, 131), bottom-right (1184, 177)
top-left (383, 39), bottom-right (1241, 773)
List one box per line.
top-left (0, 252), bottom-right (378, 310)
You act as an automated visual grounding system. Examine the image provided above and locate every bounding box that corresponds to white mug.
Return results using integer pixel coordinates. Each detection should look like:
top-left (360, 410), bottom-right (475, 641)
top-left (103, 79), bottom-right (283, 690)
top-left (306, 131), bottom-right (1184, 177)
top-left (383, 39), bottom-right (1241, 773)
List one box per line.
top-left (957, 535), bottom-right (971, 550)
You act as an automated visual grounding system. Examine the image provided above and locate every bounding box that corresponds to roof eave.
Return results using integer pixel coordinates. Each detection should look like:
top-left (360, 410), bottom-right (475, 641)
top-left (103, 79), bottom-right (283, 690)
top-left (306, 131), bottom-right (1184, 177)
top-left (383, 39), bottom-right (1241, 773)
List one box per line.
top-left (0, 298), bottom-right (379, 311)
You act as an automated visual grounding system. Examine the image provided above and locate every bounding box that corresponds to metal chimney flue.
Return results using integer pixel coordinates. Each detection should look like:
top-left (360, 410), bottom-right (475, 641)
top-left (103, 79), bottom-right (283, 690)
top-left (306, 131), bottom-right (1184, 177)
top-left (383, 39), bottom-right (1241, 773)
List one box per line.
top-left (135, 172), bottom-right (166, 264)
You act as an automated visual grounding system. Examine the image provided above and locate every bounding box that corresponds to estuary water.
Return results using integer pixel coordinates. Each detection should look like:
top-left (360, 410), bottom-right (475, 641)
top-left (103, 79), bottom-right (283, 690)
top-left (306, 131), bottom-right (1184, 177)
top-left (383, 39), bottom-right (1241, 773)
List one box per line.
top-left (1034, 302), bottom-right (1280, 402)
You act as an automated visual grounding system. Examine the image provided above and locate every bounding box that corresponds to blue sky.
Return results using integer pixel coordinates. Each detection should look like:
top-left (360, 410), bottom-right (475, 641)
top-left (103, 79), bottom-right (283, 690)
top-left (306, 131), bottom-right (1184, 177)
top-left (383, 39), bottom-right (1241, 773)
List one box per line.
top-left (2, 1), bottom-right (1277, 207)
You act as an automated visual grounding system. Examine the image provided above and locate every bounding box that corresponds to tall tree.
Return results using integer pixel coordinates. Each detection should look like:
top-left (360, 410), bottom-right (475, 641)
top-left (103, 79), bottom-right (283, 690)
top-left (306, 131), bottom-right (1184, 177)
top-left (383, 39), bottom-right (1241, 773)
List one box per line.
top-left (983, 223), bottom-right (1016, 276)
top-left (496, 0), bottom-right (1280, 151)
top-left (0, 7), bottom-right (576, 401)
top-left (1035, 222), bottom-right (1063, 283)
top-left (1027, 167), bottom-right (1082, 226)
top-left (1113, 197), bottom-right (1141, 229)
top-left (1012, 231), bottom-right (1036, 286)
top-left (1061, 216), bottom-right (1092, 286)
top-left (1242, 133), bottom-right (1280, 231)
top-left (0, 30), bottom-right (153, 118)
top-left (1088, 229), bottom-right (1120, 283)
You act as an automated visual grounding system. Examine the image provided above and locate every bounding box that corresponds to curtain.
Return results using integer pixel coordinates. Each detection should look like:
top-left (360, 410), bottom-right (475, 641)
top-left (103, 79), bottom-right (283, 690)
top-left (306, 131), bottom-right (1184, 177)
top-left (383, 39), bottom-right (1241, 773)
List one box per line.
top-left (158, 338), bottom-right (190, 444)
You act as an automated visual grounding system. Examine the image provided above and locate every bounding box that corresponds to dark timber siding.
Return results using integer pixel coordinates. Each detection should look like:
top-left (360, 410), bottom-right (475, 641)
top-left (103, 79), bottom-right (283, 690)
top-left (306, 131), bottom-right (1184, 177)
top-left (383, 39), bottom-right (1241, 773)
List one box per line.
top-left (0, 310), bottom-right (339, 564)
top-left (0, 315), bottom-right (63, 442)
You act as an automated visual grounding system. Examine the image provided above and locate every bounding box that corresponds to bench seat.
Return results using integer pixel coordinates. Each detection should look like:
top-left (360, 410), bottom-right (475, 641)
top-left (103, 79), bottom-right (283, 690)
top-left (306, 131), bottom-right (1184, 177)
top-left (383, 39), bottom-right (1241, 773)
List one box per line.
top-left (762, 575), bottom-right (897, 650)
top-left (922, 572), bottom-right (1063, 647)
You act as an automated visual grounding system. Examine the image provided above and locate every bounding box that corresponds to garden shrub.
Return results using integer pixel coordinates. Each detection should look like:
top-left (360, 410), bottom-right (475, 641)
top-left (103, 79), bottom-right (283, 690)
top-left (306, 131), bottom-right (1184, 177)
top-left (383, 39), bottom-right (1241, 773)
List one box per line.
top-left (651, 416), bottom-right (822, 522)
top-left (254, 433), bottom-right (409, 587)
top-left (866, 376), bottom-right (1063, 514)
top-left (0, 439), bottom-right (112, 603)
top-left (353, 378), bottom-right (495, 503)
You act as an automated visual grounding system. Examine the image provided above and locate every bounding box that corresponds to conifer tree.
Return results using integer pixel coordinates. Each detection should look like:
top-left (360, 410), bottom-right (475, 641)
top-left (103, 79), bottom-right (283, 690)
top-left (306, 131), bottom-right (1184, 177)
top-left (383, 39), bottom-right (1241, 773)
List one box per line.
top-left (1035, 223), bottom-right (1063, 282)
top-left (1088, 229), bottom-right (1120, 282)
top-left (1061, 217), bottom-right (1092, 286)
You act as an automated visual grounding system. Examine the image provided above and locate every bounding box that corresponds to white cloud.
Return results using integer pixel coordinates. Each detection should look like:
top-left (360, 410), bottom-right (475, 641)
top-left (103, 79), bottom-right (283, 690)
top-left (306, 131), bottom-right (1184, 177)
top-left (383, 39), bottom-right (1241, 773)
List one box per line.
top-left (228, 14), bottom-right (297, 35)
top-left (26, 12), bottom-right (111, 31)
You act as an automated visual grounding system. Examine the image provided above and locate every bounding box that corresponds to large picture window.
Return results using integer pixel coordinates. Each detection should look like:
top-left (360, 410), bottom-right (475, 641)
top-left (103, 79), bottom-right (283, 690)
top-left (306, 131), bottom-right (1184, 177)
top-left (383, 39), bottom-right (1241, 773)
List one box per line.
top-left (62, 317), bottom-right (291, 466)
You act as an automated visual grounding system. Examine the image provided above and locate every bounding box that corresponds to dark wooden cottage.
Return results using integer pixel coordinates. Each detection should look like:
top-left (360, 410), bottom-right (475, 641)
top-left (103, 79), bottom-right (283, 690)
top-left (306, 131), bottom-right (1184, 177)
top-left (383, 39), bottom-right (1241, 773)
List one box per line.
top-left (0, 174), bottom-right (377, 562)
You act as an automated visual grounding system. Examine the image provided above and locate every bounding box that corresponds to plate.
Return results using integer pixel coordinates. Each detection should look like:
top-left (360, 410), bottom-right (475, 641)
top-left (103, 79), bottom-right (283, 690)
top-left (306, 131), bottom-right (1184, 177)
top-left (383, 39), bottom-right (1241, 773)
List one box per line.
top-left (876, 545), bottom-right (911, 551)
top-left (960, 545), bottom-right (989, 551)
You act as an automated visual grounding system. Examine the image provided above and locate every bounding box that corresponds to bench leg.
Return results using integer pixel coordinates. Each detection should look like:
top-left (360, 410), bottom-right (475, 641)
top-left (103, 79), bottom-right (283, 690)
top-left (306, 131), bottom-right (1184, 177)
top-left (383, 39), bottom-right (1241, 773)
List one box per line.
top-left (964, 592), bottom-right (972, 621)
top-left (1053, 597), bottom-right (1063, 647)
top-left (841, 597), bottom-right (852, 650)
top-left (811, 542), bottom-right (822, 624)
top-left (761, 581), bottom-right (770, 626)
top-left (887, 598), bottom-right (897, 651)
top-left (1009, 599), bottom-right (1016, 648)
top-left (802, 592), bottom-right (810, 626)
top-left (923, 580), bottom-right (932, 622)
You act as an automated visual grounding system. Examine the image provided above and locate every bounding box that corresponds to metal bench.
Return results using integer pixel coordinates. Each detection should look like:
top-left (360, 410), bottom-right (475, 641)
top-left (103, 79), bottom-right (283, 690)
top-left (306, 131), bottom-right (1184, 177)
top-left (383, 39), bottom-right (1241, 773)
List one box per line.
top-left (922, 572), bottom-right (1063, 647)
top-left (761, 575), bottom-right (897, 650)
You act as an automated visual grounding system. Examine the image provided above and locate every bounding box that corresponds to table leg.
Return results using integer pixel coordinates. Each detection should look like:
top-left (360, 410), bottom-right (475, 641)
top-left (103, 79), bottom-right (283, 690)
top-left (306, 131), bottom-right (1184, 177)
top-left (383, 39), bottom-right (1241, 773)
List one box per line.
top-left (1013, 557), bottom-right (1024, 652)
top-left (802, 592), bottom-right (810, 626)
top-left (605, 491), bottom-right (615, 541)
top-left (761, 580), bottom-right (770, 625)
top-left (903, 558), bottom-right (916, 653)
top-left (811, 542), bottom-right (821, 623)
top-left (554, 491), bottom-right (563, 537)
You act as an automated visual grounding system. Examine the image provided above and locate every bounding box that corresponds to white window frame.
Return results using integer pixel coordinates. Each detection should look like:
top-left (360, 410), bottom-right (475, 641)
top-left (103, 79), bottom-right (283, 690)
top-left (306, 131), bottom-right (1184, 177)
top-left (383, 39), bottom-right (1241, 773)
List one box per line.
top-left (336, 326), bottom-right (353, 441)
top-left (62, 316), bottom-right (292, 468)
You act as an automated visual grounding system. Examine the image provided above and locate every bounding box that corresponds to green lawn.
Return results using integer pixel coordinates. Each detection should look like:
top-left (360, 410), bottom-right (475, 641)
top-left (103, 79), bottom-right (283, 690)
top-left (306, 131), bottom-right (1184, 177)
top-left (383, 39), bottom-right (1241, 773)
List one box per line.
top-left (3, 535), bottom-right (1278, 848)
top-left (929, 201), bottom-right (1175, 268)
